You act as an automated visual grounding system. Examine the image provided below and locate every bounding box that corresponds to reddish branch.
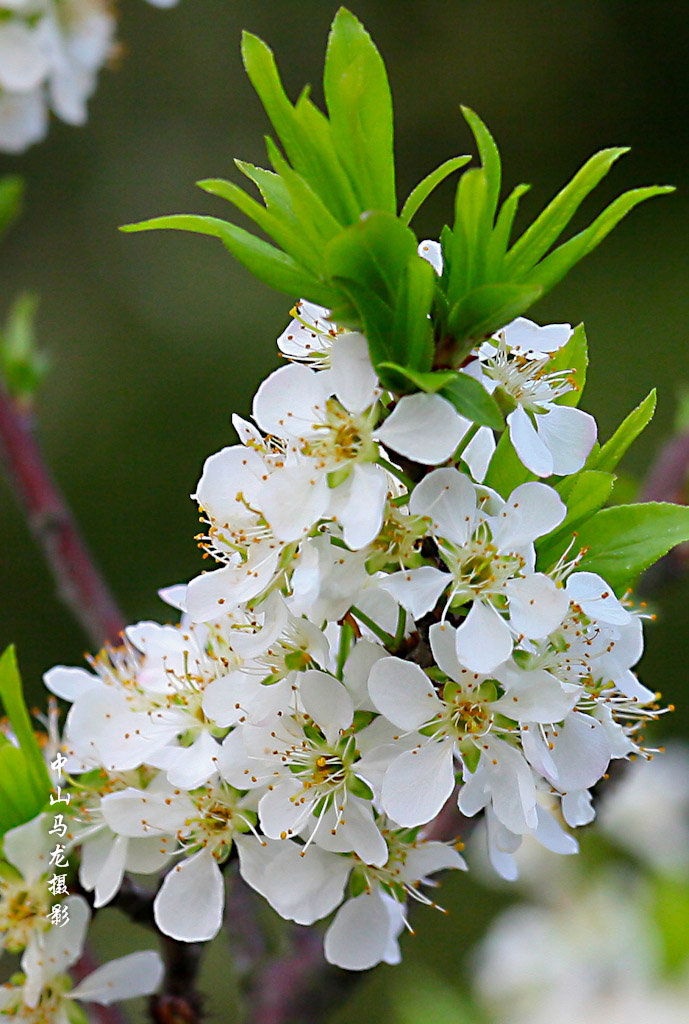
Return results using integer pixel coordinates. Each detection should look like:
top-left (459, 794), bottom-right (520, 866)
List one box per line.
top-left (0, 377), bottom-right (125, 648)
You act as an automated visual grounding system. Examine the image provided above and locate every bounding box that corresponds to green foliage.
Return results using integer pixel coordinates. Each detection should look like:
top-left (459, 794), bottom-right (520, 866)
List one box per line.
top-left (0, 646), bottom-right (51, 837)
top-left (0, 293), bottom-right (48, 401)
top-left (548, 322), bottom-right (588, 407)
top-left (122, 9), bottom-right (671, 402)
top-left (0, 176), bottom-right (23, 242)
top-left (537, 469), bottom-right (616, 569)
top-left (483, 431), bottom-right (534, 497)
top-left (587, 389), bottom-right (657, 472)
top-left (574, 503), bottom-right (689, 592)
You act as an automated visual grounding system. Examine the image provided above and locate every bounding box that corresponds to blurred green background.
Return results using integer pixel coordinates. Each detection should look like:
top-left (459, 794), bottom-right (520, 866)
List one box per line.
top-left (1, 1), bottom-right (688, 1020)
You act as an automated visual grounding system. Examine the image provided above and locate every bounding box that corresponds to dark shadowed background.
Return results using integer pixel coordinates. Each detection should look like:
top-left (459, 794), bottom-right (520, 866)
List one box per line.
top-left (1, 2), bottom-right (688, 1020)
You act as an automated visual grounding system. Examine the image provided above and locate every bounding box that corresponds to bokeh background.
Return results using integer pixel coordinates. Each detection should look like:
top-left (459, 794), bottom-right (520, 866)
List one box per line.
top-left (1, 1), bottom-right (688, 1021)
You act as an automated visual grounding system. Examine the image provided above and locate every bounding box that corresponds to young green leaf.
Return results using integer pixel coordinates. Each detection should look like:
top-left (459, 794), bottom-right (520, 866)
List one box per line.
top-left (447, 281), bottom-right (543, 347)
top-left (0, 646), bottom-right (51, 812)
top-left (536, 469), bottom-right (616, 569)
top-left (547, 322), bottom-right (588, 407)
top-left (121, 214), bottom-right (334, 305)
top-left (390, 253), bottom-right (436, 372)
top-left (376, 364), bottom-right (458, 394)
top-left (440, 373), bottom-right (504, 429)
top-left (587, 389), bottom-right (656, 473)
top-left (323, 7), bottom-right (396, 214)
top-left (574, 502), bottom-right (689, 592)
top-left (505, 147), bottom-right (629, 277)
top-left (400, 156), bottom-right (471, 226)
top-left (0, 176), bottom-right (23, 242)
top-left (483, 429), bottom-right (534, 497)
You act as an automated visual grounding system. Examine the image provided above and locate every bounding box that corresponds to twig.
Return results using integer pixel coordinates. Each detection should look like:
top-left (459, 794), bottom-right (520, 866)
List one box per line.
top-left (0, 377), bottom-right (125, 648)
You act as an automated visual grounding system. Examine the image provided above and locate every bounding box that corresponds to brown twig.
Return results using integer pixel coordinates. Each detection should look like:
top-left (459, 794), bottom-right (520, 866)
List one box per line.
top-left (0, 377), bottom-right (125, 648)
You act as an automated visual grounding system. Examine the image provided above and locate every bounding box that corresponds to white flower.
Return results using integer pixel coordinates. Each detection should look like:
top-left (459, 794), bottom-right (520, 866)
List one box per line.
top-left (0, 815), bottom-right (52, 953)
top-left (381, 472), bottom-right (568, 672)
top-left (473, 317), bottom-right (597, 477)
top-left (0, 896), bottom-right (162, 1020)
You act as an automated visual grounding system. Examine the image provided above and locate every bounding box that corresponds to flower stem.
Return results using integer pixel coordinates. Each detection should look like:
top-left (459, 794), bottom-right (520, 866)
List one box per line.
top-left (350, 606), bottom-right (395, 646)
top-left (376, 457), bottom-right (414, 491)
top-left (0, 376), bottom-right (125, 649)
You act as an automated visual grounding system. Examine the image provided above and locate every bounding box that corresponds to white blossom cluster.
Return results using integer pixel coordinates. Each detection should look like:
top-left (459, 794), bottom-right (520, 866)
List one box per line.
top-left (473, 749), bottom-right (689, 1024)
top-left (14, 248), bottom-right (662, 978)
top-left (0, 0), bottom-right (178, 153)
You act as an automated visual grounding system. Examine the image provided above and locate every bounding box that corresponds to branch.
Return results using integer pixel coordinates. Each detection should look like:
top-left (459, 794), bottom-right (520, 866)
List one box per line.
top-left (0, 377), bottom-right (125, 648)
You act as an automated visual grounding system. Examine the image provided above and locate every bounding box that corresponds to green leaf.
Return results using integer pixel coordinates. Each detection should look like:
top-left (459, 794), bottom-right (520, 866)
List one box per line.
top-left (483, 430), bottom-right (534, 497)
top-left (121, 214), bottom-right (334, 305)
top-left (0, 176), bottom-right (23, 242)
top-left (523, 185), bottom-right (674, 295)
top-left (505, 147), bottom-right (629, 277)
top-left (400, 155), bottom-right (471, 226)
top-left (241, 30), bottom-right (359, 224)
top-left (323, 7), bottom-right (396, 214)
top-left (486, 183), bottom-right (531, 273)
top-left (377, 364), bottom-right (457, 393)
top-left (440, 372), bottom-right (504, 429)
top-left (462, 107), bottom-right (502, 226)
top-left (536, 469), bottom-right (616, 569)
top-left (588, 389), bottom-right (656, 473)
top-left (390, 253), bottom-right (436, 372)
top-left (0, 293), bottom-right (48, 401)
top-left (0, 646), bottom-right (51, 831)
top-left (574, 502), bottom-right (689, 591)
top-left (325, 211), bottom-right (420, 375)
top-left (547, 322), bottom-right (589, 407)
top-left (196, 177), bottom-right (324, 274)
top-left (447, 281), bottom-right (543, 346)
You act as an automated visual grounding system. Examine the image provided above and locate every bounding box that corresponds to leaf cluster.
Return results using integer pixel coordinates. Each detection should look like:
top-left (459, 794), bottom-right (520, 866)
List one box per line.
top-left (123, 7), bottom-right (671, 407)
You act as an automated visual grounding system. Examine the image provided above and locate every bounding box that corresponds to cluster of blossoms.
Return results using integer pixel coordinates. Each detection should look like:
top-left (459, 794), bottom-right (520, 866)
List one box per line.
top-left (473, 749), bottom-right (689, 1024)
top-left (0, 0), bottom-right (178, 153)
top-left (2, 242), bottom-right (664, 989)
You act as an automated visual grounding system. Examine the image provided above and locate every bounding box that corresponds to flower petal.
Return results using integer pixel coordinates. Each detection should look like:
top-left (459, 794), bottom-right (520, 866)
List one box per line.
top-left (154, 849), bottom-right (224, 941)
top-left (507, 405), bottom-right (553, 477)
top-left (381, 738), bottom-right (456, 827)
top-left (324, 891), bottom-right (404, 970)
top-left (71, 951), bottom-right (164, 1004)
top-left (455, 601), bottom-right (513, 673)
top-left (368, 656), bottom-right (443, 731)
top-left (378, 394), bottom-right (466, 464)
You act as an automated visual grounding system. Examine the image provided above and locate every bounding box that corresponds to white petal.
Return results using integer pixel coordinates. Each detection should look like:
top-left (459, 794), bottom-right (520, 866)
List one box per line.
top-left (299, 670), bottom-right (353, 744)
top-left (71, 951), bottom-right (164, 1004)
top-left (4, 814), bottom-right (50, 882)
top-left (455, 601), bottom-right (513, 673)
top-left (536, 405), bottom-right (597, 476)
top-left (332, 463), bottom-right (387, 549)
top-left (236, 836), bottom-right (349, 924)
top-left (401, 842), bottom-right (467, 881)
top-left (154, 849), bottom-right (224, 941)
top-left (533, 805), bottom-right (578, 854)
top-left (566, 571), bottom-right (632, 625)
top-left (185, 548), bottom-right (279, 620)
top-left (506, 574), bottom-right (569, 639)
top-left (417, 239), bottom-right (443, 274)
top-left (42, 665), bottom-right (99, 702)
top-left (252, 363), bottom-right (329, 439)
top-left (101, 787), bottom-right (193, 838)
top-left (377, 394), bottom-right (466, 464)
top-left (409, 467), bottom-right (477, 545)
top-left (381, 739), bottom-right (456, 827)
top-left (501, 317), bottom-right (572, 355)
top-left (546, 712), bottom-right (612, 792)
top-left (261, 463), bottom-right (330, 542)
top-left (379, 566), bottom-right (450, 619)
top-left (0, 88), bottom-right (47, 153)
top-left (316, 797), bottom-right (388, 866)
top-left (164, 730), bottom-right (221, 790)
top-left (491, 665), bottom-right (580, 723)
top-left (22, 896), bottom-right (89, 993)
top-left (562, 789), bottom-right (595, 826)
top-left (331, 333), bottom-right (378, 412)
top-left (507, 405), bottom-right (553, 477)
top-left (491, 481), bottom-right (566, 550)
top-left (462, 425), bottom-right (496, 483)
top-left (368, 656), bottom-right (443, 731)
top-left (324, 891), bottom-right (404, 970)
top-left (0, 24), bottom-right (50, 92)
top-left (83, 833), bottom-right (127, 908)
